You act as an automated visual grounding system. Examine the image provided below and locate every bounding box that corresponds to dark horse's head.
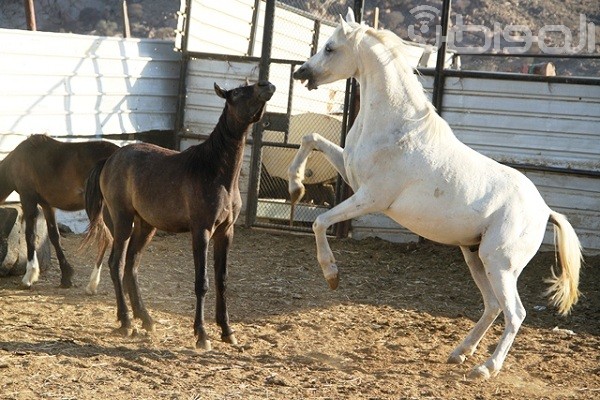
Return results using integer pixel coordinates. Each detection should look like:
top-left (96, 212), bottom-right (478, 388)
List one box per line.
top-left (214, 81), bottom-right (276, 127)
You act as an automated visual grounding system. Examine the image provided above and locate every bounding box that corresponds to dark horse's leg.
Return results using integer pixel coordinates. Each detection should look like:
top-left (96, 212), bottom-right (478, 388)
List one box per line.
top-left (108, 212), bottom-right (134, 336)
top-left (40, 202), bottom-right (74, 288)
top-left (192, 227), bottom-right (211, 350)
top-left (123, 218), bottom-right (156, 332)
top-left (20, 196), bottom-right (40, 288)
top-left (213, 223), bottom-right (237, 345)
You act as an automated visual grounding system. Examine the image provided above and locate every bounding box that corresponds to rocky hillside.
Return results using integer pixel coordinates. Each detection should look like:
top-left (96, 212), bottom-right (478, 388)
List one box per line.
top-left (1, 0), bottom-right (597, 75)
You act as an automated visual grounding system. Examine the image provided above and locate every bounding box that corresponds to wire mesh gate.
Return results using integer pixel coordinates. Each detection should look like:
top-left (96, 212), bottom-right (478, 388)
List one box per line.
top-left (175, 0), bottom-right (361, 234)
top-left (245, 1), bottom-right (357, 233)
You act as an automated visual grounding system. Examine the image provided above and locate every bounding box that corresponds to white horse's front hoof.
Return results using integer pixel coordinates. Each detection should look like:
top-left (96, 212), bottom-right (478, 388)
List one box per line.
top-left (447, 352), bottom-right (467, 364)
top-left (85, 285), bottom-right (97, 295)
top-left (323, 264), bottom-right (339, 290)
top-left (289, 183), bottom-right (305, 204)
top-left (468, 365), bottom-right (492, 380)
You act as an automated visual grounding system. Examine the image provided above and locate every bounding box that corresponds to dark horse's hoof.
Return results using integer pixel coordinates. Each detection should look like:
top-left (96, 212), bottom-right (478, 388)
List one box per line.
top-left (222, 333), bottom-right (238, 345)
top-left (112, 326), bottom-right (132, 337)
top-left (142, 321), bottom-right (156, 333)
top-left (196, 338), bottom-right (212, 351)
top-left (59, 280), bottom-right (73, 288)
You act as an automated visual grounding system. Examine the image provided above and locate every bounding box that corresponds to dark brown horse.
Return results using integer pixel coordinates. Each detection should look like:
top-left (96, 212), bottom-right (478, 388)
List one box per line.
top-left (0, 135), bottom-right (118, 288)
top-left (84, 81), bottom-right (275, 349)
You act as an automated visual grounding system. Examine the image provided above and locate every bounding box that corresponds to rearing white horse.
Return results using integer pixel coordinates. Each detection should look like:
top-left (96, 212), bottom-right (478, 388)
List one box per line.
top-left (289, 10), bottom-right (582, 380)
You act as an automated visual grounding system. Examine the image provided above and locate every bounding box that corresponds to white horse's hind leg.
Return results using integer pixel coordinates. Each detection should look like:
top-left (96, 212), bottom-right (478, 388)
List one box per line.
top-left (22, 251), bottom-right (40, 287)
top-left (469, 263), bottom-right (526, 380)
top-left (288, 133), bottom-right (347, 203)
top-left (448, 247), bottom-right (501, 364)
top-left (311, 188), bottom-right (383, 289)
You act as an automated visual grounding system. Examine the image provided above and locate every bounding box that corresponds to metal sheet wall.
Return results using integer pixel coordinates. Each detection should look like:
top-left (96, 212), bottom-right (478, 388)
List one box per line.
top-left (0, 28), bottom-right (181, 227)
top-left (0, 29), bottom-right (180, 143)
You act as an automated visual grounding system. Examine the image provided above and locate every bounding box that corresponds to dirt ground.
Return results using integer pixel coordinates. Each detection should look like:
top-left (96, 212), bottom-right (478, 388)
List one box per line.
top-left (0, 226), bottom-right (598, 399)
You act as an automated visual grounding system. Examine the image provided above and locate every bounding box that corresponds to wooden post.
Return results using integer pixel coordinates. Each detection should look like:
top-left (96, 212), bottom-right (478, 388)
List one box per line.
top-left (24, 0), bottom-right (36, 31)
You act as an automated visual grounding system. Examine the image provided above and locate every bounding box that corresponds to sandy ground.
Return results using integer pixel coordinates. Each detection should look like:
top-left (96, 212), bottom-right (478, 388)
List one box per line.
top-left (0, 226), bottom-right (598, 399)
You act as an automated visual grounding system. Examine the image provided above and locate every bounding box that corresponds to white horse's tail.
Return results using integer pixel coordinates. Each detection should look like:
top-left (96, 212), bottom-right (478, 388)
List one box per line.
top-left (545, 211), bottom-right (583, 315)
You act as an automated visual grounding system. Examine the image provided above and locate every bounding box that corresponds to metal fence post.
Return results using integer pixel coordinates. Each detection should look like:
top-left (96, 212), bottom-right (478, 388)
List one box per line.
top-left (431, 0), bottom-right (452, 114)
top-left (245, 0), bottom-right (275, 227)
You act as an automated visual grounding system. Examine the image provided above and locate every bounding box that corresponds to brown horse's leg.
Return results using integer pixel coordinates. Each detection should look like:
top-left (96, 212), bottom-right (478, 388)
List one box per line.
top-left (213, 223), bottom-right (236, 345)
top-left (192, 228), bottom-right (211, 350)
top-left (20, 197), bottom-right (40, 288)
top-left (123, 218), bottom-right (156, 332)
top-left (40, 203), bottom-right (74, 288)
top-left (108, 214), bottom-right (134, 336)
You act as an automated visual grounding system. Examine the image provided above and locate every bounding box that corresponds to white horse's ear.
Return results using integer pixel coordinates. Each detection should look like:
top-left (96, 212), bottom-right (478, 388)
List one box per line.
top-left (345, 7), bottom-right (356, 23)
top-left (214, 82), bottom-right (227, 99)
top-left (340, 14), bottom-right (352, 35)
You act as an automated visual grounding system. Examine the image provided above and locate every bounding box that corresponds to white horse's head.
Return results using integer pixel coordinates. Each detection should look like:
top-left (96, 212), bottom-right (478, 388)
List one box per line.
top-left (293, 8), bottom-right (365, 90)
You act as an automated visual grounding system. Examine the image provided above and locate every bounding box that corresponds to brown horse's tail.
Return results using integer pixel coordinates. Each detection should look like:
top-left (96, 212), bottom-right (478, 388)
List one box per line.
top-left (544, 211), bottom-right (583, 316)
top-left (81, 160), bottom-right (112, 251)
top-left (0, 156), bottom-right (16, 203)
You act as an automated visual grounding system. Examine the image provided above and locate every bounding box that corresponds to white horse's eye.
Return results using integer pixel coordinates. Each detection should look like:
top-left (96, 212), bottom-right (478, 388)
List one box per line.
top-left (325, 45), bottom-right (333, 53)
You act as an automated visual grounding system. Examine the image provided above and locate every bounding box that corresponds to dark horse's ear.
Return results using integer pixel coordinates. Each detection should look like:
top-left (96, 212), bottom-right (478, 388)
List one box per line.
top-left (214, 82), bottom-right (227, 99)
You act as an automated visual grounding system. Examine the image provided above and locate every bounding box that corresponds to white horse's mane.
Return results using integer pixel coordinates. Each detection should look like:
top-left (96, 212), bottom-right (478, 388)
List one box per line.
top-left (363, 28), bottom-right (446, 139)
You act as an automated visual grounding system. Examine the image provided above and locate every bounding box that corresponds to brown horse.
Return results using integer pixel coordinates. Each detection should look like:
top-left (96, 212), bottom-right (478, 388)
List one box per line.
top-left (0, 135), bottom-right (118, 288)
top-left (84, 81), bottom-right (275, 349)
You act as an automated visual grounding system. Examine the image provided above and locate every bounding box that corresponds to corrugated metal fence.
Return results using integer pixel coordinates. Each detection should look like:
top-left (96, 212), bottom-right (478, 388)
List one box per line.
top-left (352, 74), bottom-right (600, 252)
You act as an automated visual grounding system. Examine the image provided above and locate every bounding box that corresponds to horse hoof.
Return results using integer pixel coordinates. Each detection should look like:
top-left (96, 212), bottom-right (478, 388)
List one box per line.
top-left (289, 185), bottom-right (305, 204)
top-left (222, 334), bottom-right (238, 345)
top-left (447, 353), bottom-right (467, 364)
top-left (196, 338), bottom-right (212, 351)
top-left (85, 286), bottom-right (97, 296)
top-left (113, 326), bottom-right (132, 337)
top-left (142, 322), bottom-right (156, 333)
top-left (326, 274), bottom-right (339, 290)
top-left (19, 282), bottom-right (33, 290)
top-left (60, 280), bottom-right (73, 289)
top-left (468, 365), bottom-right (491, 380)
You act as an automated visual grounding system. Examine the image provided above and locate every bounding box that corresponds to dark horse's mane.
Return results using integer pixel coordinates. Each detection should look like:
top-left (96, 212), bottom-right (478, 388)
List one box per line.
top-left (182, 104), bottom-right (249, 179)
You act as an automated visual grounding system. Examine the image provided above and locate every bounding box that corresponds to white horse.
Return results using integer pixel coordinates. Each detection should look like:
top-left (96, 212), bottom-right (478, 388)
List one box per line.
top-left (289, 10), bottom-right (582, 380)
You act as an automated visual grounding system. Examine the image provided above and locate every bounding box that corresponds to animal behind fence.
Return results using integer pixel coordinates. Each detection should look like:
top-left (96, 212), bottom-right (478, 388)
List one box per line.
top-left (84, 81), bottom-right (275, 349)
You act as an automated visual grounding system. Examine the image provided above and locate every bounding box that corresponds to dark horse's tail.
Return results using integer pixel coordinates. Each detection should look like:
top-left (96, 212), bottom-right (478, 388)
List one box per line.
top-left (0, 155), bottom-right (16, 203)
top-left (82, 159), bottom-right (112, 251)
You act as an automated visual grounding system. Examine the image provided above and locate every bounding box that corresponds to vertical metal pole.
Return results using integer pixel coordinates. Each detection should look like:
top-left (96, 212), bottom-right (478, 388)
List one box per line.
top-left (247, 0), bottom-right (261, 56)
top-left (122, 0), bottom-right (131, 38)
top-left (174, 0), bottom-right (193, 150)
top-left (335, 1), bottom-right (364, 238)
top-left (245, 0), bottom-right (275, 227)
top-left (24, 0), bottom-right (36, 31)
top-left (431, 0), bottom-right (452, 114)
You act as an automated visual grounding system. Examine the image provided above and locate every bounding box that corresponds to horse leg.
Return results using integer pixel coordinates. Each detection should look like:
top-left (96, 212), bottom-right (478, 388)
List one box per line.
top-left (40, 203), bottom-right (74, 288)
top-left (123, 218), bottom-right (156, 332)
top-left (20, 198), bottom-right (40, 288)
top-left (108, 214), bottom-right (134, 336)
top-left (192, 228), bottom-right (211, 350)
top-left (85, 238), bottom-right (108, 295)
top-left (311, 188), bottom-right (383, 289)
top-left (447, 246), bottom-right (501, 365)
top-left (288, 133), bottom-right (348, 204)
top-left (213, 223), bottom-right (236, 345)
top-left (468, 263), bottom-right (526, 380)
top-left (87, 208), bottom-right (114, 295)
